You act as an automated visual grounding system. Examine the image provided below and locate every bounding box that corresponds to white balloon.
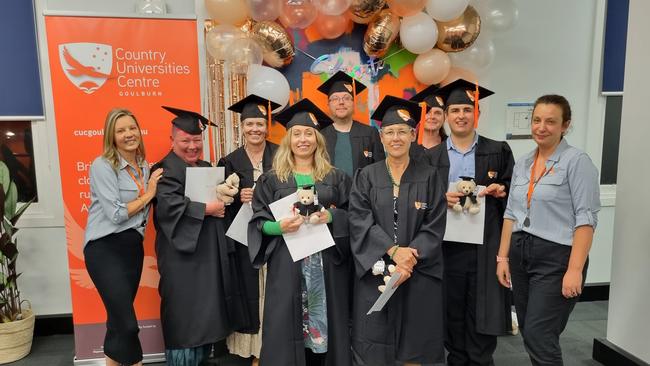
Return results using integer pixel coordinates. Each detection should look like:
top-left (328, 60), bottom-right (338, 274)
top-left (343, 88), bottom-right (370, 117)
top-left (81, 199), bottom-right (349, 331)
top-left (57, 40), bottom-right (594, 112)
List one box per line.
top-left (400, 12), bottom-right (438, 54)
top-left (477, 0), bottom-right (518, 32)
top-left (246, 65), bottom-right (290, 112)
top-left (448, 35), bottom-right (495, 73)
top-left (425, 0), bottom-right (469, 22)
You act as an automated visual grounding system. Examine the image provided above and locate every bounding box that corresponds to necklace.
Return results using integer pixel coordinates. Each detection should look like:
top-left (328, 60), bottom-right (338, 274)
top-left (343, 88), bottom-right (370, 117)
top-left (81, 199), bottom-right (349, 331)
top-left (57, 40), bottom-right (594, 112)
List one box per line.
top-left (385, 159), bottom-right (400, 187)
top-left (245, 145), bottom-right (264, 166)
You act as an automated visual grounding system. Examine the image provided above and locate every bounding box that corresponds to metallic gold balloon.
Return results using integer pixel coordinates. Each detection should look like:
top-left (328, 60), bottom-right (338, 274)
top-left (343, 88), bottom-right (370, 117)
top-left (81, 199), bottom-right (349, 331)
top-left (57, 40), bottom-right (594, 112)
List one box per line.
top-left (363, 9), bottom-right (400, 58)
top-left (250, 21), bottom-right (295, 68)
top-left (436, 5), bottom-right (481, 53)
top-left (347, 0), bottom-right (386, 24)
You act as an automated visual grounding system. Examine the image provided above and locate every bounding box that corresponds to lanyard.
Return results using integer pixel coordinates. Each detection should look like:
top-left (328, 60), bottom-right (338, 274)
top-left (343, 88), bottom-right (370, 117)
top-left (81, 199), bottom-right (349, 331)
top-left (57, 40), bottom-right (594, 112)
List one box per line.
top-left (524, 152), bottom-right (555, 227)
top-left (526, 153), bottom-right (546, 209)
top-left (126, 165), bottom-right (145, 197)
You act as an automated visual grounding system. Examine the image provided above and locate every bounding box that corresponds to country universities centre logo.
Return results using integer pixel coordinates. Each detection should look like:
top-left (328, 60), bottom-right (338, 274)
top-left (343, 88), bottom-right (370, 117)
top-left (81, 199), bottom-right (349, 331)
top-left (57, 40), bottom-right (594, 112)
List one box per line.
top-left (59, 43), bottom-right (113, 94)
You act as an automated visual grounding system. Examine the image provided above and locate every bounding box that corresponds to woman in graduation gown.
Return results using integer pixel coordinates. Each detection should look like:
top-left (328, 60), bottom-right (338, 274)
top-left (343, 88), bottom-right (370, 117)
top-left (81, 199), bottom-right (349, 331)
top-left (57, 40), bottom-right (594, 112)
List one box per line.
top-left (409, 84), bottom-right (448, 161)
top-left (348, 96), bottom-right (447, 366)
top-left (247, 98), bottom-right (353, 366)
top-left (218, 95), bottom-right (280, 365)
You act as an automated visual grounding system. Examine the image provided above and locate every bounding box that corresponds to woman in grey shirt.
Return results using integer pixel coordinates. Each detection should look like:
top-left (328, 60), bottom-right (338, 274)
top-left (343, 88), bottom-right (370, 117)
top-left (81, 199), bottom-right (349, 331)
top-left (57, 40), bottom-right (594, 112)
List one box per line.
top-left (84, 108), bottom-right (163, 366)
top-left (496, 95), bottom-right (600, 366)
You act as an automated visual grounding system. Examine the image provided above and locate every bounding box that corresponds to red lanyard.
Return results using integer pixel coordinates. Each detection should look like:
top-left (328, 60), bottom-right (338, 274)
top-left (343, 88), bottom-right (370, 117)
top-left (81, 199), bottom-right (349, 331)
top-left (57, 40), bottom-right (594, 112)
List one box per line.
top-left (126, 165), bottom-right (145, 197)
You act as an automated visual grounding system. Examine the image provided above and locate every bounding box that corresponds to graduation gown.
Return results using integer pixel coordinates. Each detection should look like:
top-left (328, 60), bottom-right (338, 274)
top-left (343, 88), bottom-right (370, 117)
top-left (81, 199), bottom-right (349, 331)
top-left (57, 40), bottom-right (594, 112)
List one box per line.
top-left (425, 135), bottom-right (515, 335)
top-left (216, 142), bottom-right (277, 333)
top-left (247, 169), bottom-right (352, 366)
top-left (322, 121), bottom-right (385, 174)
top-left (348, 159), bottom-right (447, 365)
top-left (153, 151), bottom-right (238, 348)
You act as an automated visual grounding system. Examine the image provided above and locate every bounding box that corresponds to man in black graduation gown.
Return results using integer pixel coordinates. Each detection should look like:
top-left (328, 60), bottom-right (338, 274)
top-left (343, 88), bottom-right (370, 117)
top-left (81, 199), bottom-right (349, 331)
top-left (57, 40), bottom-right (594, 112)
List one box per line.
top-left (153, 107), bottom-right (244, 365)
top-left (318, 71), bottom-right (385, 177)
top-left (425, 80), bottom-right (515, 366)
top-left (348, 96), bottom-right (447, 366)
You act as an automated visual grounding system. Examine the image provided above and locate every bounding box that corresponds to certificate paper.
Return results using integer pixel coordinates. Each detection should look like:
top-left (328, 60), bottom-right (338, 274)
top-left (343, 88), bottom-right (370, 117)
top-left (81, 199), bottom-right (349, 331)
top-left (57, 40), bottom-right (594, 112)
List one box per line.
top-left (443, 184), bottom-right (486, 245)
top-left (269, 193), bottom-right (335, 262)
top-left (367, 272), bottom-right (402, 314)
top-left (226, 203), bottom-right (253, 246)
top-left (184, 167), bottom-right (224, 203)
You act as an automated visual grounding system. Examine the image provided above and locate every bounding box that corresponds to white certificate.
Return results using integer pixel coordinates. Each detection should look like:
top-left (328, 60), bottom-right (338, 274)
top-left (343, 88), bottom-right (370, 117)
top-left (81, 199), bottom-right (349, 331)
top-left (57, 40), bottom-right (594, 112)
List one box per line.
top-left (184, 167), bottom-right (224, 203)
top-left (226, 203), bottom-right (254, 246)
top-left (443, 184), bottom-right (486, 245)
top-left (367, 272), bottom-right (402, 315)
top-left (269, 193), bottom-right (335, 262)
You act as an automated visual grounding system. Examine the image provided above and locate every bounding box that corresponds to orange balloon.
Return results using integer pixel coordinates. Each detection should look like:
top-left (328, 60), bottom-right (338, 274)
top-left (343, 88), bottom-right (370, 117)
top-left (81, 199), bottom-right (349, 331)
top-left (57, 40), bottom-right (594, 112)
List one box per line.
top-left (315, 13), bottom-right (351, 39)
top-left (413, 48), bottom-right (451, 85)
top-left (205, 0), bottom-right (249, 25)
top-left (440, 66), bottom-right (478, 86)
top-left (386, 0), bottom-right (425, 17)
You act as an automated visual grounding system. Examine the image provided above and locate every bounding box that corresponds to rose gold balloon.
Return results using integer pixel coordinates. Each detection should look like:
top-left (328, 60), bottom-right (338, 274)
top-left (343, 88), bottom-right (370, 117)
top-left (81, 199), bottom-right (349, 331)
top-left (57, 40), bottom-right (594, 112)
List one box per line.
top-left (205, 0), bottom-right (249, 26)
top-left (347, 0), bottom-right (386, 24)
top-left (386, 0), bottom-right (425, 17)
top-left (440, 66), bottom-right (478, 85)
top-left (279, 0), bottom-right (318, 29)
top-left (251, 21), bottom-right (295, 68)
top-left (315, 13), bottom-right (351, 39)
top-left (413, 48), bottom-right (451, 85)
top-left (436, 5), bottom-right (481, 52)
top-left (363, 9), bottom-right (400, 58)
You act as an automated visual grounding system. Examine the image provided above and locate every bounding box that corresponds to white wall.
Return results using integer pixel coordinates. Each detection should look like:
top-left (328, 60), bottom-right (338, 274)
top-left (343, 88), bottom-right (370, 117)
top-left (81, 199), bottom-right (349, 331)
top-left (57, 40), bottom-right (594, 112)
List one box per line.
top-left (16, 0), bottom-right (616, 316)
top-left (605, 0), bottom-right (650, 362)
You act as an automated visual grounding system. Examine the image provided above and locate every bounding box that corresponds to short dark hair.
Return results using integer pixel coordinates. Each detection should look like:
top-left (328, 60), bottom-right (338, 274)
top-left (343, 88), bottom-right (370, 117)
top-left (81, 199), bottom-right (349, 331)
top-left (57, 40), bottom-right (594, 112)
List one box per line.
top-left (533, 94), bottom-right (572, 123)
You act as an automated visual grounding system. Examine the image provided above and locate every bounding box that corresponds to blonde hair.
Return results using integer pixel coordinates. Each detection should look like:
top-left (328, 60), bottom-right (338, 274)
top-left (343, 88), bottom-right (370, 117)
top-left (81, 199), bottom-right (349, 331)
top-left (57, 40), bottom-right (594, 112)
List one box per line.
top-left (272, 127), bottom-right (333, 183)
top-left (102, 108), bottom-right (146, 170)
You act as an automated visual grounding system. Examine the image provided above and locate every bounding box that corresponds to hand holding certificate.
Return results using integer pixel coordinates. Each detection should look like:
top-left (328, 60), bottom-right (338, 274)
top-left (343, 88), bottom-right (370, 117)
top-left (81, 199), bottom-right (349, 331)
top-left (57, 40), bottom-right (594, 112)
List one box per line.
top-left (269, 193), bottom-right (335, 262)
top-left (444, 183), bottom-right (486, 245)
top-left (367, 272), bottom-right (402, 314)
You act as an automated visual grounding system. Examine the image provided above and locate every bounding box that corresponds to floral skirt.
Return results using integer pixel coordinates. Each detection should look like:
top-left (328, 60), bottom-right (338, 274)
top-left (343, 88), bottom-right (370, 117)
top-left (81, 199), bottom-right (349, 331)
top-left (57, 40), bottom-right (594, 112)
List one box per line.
top-left (227, 264), bottom-right (267, 358)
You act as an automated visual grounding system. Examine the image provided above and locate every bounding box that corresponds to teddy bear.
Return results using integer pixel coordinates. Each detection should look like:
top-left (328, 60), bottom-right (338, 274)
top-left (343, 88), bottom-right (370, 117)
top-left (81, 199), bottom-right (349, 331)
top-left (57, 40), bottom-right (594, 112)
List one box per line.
top-left (216, 173), bottom-right (240, 205)
top-left (452, 176), bottom-right (480, 215)
top-left (292, 185), bottom-right (325, 224)
top-left (371, 259), bottom-right (398, 292)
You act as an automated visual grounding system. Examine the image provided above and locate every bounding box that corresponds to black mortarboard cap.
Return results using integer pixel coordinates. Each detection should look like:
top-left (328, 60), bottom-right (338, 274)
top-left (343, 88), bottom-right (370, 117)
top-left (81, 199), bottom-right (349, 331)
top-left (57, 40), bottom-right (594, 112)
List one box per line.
top-left (437, 79), bottom-right (494, 106)
top-left (228, 94), bottom-right (280, 120)
top-left (410, 84), bottom-right (445, 109)
top-left (370, 95), bottom-right (422, 129)
top-left (162, 106), bottom-right (215, 135)
top-left (317, 70), bottom-right (367, 97)
top-left (274, 98), bottom-right (333, 130)
top-left (459, 176), bottom-right (475, 181)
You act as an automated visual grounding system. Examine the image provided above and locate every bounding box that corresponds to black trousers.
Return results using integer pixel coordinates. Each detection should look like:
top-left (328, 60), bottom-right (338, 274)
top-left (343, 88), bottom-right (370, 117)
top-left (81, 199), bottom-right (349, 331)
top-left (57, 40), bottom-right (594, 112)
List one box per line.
top-left (443, 243), bottom-right (496, 366)
top-left (84, 229), bottom-right (144, 365)
top-left (509, 232), bottom-right (588, 366)
top-left (305, 349), bottom-right (326, 366)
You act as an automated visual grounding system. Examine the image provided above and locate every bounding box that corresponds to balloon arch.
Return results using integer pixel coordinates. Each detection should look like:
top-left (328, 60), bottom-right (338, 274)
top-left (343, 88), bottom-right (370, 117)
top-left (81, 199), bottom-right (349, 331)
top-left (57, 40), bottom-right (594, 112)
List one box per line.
top-left (202, 0), bottom-right (518, 162)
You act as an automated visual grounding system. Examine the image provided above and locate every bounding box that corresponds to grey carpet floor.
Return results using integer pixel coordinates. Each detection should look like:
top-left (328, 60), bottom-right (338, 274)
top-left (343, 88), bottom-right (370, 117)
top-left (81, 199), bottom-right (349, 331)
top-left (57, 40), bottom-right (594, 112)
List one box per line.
top-left (6, 301), bottom-right (607, 366)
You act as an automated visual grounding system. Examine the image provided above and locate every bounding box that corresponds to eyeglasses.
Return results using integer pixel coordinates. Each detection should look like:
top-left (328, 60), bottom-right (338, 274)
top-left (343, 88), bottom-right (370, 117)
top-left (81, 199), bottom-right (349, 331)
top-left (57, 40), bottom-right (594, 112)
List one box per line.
top-left (328, 95), bottom-right (353, 103)
top-left (381, 129), bottom-right (412, 138)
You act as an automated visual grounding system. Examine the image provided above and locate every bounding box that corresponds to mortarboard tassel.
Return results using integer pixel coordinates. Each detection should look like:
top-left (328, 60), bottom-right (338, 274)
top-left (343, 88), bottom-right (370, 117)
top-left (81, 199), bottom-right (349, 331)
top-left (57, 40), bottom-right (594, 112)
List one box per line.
top-left (417, 101), bottom-right (427, 145)
top-left (267, 100), bottom-right (272, 132)
top-left (473, 83), bottom-right (480, 129)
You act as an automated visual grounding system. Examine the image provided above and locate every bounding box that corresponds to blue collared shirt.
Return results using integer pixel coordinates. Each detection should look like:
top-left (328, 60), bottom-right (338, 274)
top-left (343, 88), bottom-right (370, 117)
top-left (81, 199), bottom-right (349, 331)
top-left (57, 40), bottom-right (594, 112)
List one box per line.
top-left (84, 156), bottom-right (150, 245)
top-left (447, 132), bottom-right (479, 185)
top-left (504, 139), bottom-right (600, 246)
